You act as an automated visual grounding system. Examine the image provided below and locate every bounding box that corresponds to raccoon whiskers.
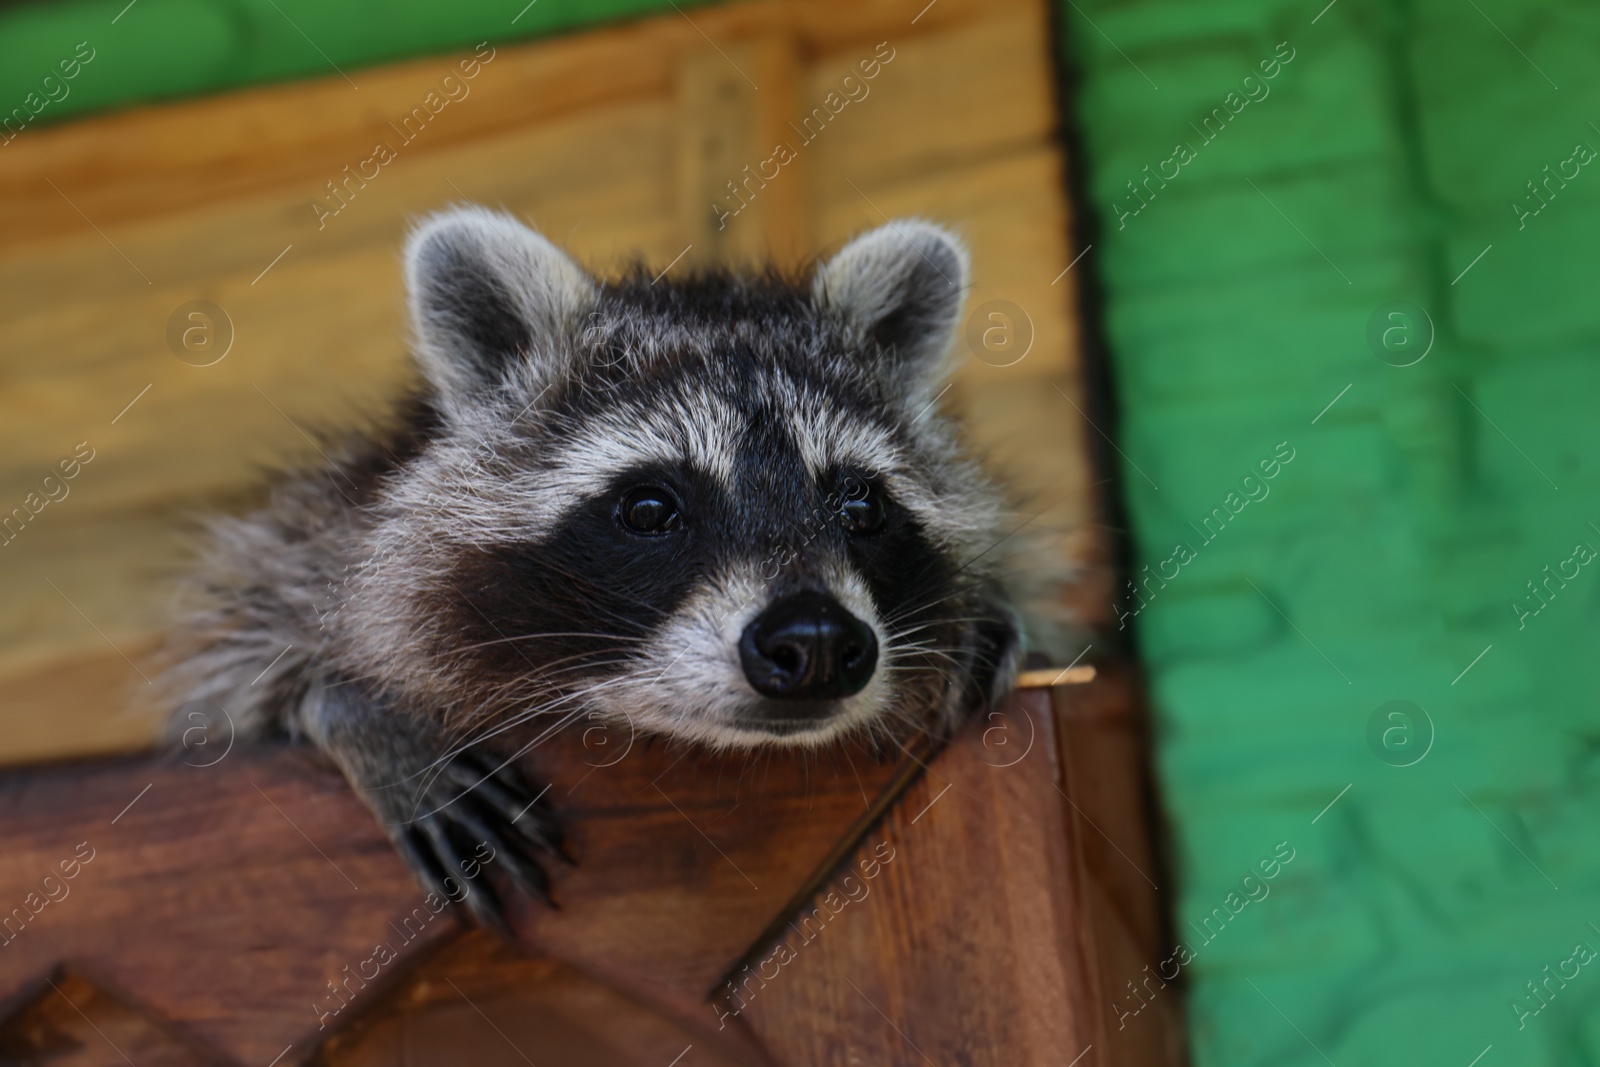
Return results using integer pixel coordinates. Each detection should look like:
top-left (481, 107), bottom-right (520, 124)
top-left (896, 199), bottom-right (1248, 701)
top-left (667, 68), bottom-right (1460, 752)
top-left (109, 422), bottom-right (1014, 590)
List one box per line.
top-left (882, 645), bottom-right (967, 672)
top-left (410, 674), bottom-right (642, 817)
top-left (434, 657), bottom-right (637, 748)
top-left (411, 657), bottom-right (640, 793)
top-left (885, 616), bottom-right (992, 643)
top-left (441, 649), bottom-right (637, 717)
top-left (860, 702), bottom-right (939, 753)
top-left (882, 632), bottom-right (966, 656)
top-left (467, 675), bottom-right (634, 754)
top-left (448, 630), bottom-right (646, 657)
top-left (876, 600), bottom-right (985, 640)
top-left (882, 638), bottom-right (977, 670)
top-left (405, 706), bottom-right (593, 822)
top-left (878, 660), bottom-right (961, 675)
top-left (878, 581), bottom-right (993, 625)
top-left (420, 651), bottom-right (628, 733)
top-left (471, 676), bottom-right (645, 772)
top-left (463, 663), bottom-right (644, 744)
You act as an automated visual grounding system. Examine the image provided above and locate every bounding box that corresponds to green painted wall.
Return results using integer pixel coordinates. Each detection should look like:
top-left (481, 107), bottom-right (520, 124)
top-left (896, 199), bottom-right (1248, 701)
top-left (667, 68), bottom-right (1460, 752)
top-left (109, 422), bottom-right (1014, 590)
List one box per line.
top-left (1064, 0), bottom-right (1600, 1063)
top-left (0, 0), bottom-right (699, 128)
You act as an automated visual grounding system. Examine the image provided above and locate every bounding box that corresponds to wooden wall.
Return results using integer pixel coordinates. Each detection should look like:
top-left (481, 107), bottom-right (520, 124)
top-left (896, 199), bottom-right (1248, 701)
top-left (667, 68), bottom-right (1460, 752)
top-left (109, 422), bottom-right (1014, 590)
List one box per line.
top-left (0, 0), bottom-right (1094, 763)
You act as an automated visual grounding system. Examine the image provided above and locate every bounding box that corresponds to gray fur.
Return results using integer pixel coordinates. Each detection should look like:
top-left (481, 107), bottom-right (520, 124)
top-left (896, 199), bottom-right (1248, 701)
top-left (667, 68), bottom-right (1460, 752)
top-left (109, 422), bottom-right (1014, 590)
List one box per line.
top-left (159, 208), bottom-right (1063, 920)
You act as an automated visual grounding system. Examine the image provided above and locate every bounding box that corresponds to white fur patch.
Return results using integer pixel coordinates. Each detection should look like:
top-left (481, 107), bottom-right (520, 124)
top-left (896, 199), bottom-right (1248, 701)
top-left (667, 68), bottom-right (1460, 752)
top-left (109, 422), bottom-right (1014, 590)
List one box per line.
top-left (588, 559), bottom-right (889, 750)
top-left (782, 387), bottom-right (1000, 557)
top-left (370, 387), bottom-right (743, 551)
top-left (545, 392), bottom-right (742, 490)
top-left (812, 217), bottom-right (970, 400)
top-left (405, 206), bottom-right (596, 415)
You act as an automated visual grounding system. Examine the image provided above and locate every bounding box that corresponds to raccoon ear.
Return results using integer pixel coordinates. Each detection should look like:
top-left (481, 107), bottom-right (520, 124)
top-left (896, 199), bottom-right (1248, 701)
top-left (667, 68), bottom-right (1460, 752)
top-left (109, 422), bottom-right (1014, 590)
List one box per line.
top-left (813, 219), bottom-right (970, 394)
top-left (404, 206), bottom-right (595, 407)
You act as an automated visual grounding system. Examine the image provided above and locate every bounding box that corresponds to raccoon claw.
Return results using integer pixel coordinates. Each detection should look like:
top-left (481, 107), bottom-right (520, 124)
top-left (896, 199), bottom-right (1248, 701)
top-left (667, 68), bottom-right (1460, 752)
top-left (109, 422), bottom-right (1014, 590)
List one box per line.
top-left (441, 751), bottom-right (571, 866)
top-left (389, 748), bottom-right (568, 932)
top-left (398, 819), bottom-right (513, 935)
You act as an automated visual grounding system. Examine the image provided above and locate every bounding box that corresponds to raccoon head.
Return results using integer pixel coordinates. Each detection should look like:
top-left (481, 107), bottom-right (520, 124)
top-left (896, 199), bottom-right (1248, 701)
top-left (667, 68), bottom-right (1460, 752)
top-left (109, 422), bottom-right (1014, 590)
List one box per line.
top-left (357, 206), bottom-right (1023, 751)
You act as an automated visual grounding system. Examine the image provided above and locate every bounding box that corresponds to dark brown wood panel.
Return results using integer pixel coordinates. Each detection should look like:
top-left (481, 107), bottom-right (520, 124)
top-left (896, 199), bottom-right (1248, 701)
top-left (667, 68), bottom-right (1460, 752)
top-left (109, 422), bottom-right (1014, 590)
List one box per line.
top-left (0, 678), bottom-right (1183, 1067)
top-left (735, 689), bottom-right (1102, 1064)
top-left (0, 716), bottom-right (913, 1065)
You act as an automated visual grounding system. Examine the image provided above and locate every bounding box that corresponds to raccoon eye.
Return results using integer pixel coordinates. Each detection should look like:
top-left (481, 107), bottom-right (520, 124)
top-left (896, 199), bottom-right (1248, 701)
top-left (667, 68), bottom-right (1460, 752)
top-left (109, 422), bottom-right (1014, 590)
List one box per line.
top-left (838, 484), bottom-right (885, 536)
top-left (618, 486), bottom-right (681, 535)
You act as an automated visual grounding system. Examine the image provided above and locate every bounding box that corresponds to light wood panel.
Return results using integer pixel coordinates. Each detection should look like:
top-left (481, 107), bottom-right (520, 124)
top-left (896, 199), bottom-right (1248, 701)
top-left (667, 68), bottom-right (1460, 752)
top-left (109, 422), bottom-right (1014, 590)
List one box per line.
top-left (0, 0), bottom-right (1090, 767)
top-left (676, 36), bottom-right (810, 267)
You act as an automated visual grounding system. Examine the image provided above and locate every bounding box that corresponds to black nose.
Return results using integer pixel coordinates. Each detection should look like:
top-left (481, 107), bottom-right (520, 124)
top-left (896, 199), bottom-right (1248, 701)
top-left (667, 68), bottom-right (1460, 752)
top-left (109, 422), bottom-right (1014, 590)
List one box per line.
top-left (739, 592), bottom-right (878, 700)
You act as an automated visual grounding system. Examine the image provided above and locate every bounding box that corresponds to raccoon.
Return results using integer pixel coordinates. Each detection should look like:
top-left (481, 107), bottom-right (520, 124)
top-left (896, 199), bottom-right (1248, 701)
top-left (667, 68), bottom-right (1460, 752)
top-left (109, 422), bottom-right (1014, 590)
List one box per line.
top-left (162, 207), bottom-right (1040, 928)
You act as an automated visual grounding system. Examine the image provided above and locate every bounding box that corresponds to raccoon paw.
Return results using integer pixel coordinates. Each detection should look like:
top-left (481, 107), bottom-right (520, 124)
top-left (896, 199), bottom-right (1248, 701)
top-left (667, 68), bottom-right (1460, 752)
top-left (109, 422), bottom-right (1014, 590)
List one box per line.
top-left (390, 749), bottom-right (569, 934)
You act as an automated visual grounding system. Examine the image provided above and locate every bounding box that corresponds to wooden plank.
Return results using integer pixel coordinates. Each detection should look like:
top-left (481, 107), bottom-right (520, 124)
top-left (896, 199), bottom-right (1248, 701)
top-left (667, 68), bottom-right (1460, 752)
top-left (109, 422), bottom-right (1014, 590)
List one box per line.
top-left (319, 934), bottom-right (750, 1067)
top-left (801, 7), bottom-right (1059, 192)
top-left (782, 0), bottom-right (1034, 54)
top-left (676, 36), bottom-right (811, 268)
top-left (0, 682), bottom-right (1166, 1066)
top-left (0, 748), bottom-right (456, 1065)
top-left (0, 646), bottom-right (162, 766)
top-left (813, 146), bottom-right (1082, 380)
top-left (1056, 668), bottom-right (1187, 1066)
top-left (0, 99), bottom-right (676, 706)
top-left (0, 498), bottom-right (194, 656)
top-left (0, 96), bottom-right (678, 519)
top-left (0, 0), bottom-right (1034, 251)
top-left (0, 971), bottom-right (221, 1066)
top-left (0, 21), bottom-right (704, 250)
top-left (1056, 668), bottom-right (1166, 953)
top-left (0, 715), bottom-right (918, 1064)
top-left (736, 689), bottom-right (1105, 1064)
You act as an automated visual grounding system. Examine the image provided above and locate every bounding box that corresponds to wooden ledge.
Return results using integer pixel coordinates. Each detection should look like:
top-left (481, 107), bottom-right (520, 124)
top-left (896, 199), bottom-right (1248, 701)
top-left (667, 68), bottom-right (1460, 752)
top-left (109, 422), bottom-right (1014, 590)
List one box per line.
top-left (0, 667), bottom-right (1178, 1066)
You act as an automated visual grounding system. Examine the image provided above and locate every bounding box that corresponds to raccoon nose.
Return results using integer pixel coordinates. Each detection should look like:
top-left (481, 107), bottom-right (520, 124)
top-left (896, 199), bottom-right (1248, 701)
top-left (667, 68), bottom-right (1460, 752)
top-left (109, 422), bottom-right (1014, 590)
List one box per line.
top-left (739, 592), bottom-right (878, 701)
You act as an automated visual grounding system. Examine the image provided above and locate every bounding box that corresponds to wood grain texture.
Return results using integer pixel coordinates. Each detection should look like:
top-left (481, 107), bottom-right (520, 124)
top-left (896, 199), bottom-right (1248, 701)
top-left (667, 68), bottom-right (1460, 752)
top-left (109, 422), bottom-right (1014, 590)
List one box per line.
top-left (0, 0), bottom-right (1037, 252)
top-left (1057, 668), bottom-right (1187, 1065)
top-left (676, 36), bottom-right (810, 268)
top-left (0, 971), bottom-right (220, 1066)
top-left (0, 719), bottom-right (913, 1064)
top-left (0, 679), bottom-right (1181, 1066)
top-left (0, 747), bottom-right (451, 1065)
top-left (318, 935), bottom-right (752, 1067)
top-left (0, 0), bottom-right (1092, 807)
top-left (735, 688), bottom-right (1101, 1065)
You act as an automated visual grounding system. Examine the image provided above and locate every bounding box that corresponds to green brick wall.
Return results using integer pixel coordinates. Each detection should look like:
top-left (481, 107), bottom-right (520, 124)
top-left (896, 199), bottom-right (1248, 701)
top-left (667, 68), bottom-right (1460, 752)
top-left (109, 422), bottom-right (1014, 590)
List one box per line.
top-left (1063, 0), bottom-right (1600, 1063)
